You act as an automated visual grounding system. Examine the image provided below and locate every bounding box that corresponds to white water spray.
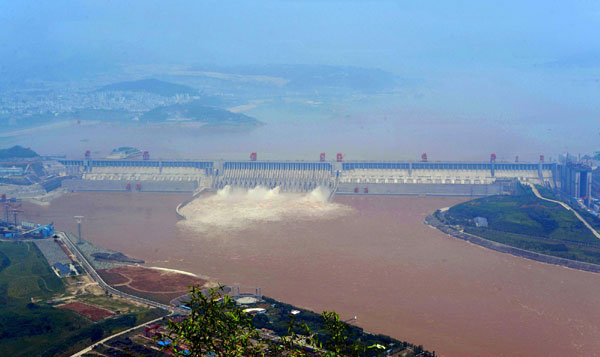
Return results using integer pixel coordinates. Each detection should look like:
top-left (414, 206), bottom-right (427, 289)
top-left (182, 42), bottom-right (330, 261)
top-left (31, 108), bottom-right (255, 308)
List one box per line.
top-left (179, 185), bottom-right (352, 233)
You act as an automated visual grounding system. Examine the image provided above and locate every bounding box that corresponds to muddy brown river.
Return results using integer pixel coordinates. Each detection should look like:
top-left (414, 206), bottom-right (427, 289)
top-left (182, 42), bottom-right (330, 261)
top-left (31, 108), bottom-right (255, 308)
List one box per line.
top-left (21, 193), bottom-right (600, 356)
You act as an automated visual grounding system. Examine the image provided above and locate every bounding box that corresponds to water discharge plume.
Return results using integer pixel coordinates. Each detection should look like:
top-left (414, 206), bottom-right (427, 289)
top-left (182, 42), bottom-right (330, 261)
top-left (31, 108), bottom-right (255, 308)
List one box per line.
top-left (179, 185), bottom-right (352, 233)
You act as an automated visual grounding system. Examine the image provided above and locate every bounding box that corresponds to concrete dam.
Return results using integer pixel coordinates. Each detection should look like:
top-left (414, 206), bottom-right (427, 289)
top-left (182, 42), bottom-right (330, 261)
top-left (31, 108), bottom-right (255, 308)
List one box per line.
top-left (58, 155), bottom-right (564, 198)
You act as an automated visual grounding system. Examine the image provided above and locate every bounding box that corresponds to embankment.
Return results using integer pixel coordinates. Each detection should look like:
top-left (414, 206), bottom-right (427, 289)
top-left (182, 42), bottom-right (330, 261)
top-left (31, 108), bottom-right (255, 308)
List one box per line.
top-left (425, 213), bottom-right (600, 274)
top-left (175, 187), bottom-right (212, 219)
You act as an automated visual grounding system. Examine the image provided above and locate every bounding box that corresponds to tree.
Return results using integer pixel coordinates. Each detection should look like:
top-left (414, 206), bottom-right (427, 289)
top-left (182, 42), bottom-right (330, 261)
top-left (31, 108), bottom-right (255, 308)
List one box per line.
top-left (164, 285), bottom-right (262, 356)
top-left (90, 326), bottom-right (103, 342)
top-left (165, 285), bottom-right (394, 356)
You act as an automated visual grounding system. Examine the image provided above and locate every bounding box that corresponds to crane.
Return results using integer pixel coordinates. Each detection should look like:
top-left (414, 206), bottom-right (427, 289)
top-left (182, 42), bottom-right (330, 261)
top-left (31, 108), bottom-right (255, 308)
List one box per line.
top-left (11, 207), bottom-right (24, 227)
top-left (4, 202), bottom-right (21, 224)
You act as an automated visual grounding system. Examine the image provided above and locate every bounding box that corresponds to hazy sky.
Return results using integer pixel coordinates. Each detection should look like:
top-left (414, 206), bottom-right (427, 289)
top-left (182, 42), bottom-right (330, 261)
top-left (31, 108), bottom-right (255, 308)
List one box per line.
top-left (2, 0), bottom-right (599, 72)
top-left (1, 1), bottom-right (599, 158)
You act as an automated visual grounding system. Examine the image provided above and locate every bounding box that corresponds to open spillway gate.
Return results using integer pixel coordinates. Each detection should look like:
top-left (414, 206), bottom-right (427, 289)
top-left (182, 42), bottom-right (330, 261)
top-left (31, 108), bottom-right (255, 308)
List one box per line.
top-left (57, 157), bottom-right (562, 199)
top-left (214, 161), bottom-right (337, 193)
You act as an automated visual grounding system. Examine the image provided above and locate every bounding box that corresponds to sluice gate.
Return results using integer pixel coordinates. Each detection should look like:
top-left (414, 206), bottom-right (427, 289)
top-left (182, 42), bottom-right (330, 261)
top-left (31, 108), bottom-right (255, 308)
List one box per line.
top-left (215, 161), bottom-right (336, 192)
top-left (57, 157), bottom-right (566, 198)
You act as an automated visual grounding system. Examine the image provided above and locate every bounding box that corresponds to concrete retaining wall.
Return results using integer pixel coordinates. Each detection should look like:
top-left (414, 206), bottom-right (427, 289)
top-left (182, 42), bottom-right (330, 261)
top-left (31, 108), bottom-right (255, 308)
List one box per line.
top-left (426, 215), bottom-right (600, 274)
top-left (175, 187), bottom-right (213, 219)
top-left (62, 179), bottom-right (198, 193)
top-left (62, 179), bottom-right (510, 197)
top-left (337, 182), bottom-right (505, 196)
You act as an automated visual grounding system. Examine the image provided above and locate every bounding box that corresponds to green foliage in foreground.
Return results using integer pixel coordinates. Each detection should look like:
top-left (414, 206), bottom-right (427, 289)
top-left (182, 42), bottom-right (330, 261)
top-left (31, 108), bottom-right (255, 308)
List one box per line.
top-left (166, 285), bottom-right (434, 356)
top-left (253, 296), bottom-right (422, 354)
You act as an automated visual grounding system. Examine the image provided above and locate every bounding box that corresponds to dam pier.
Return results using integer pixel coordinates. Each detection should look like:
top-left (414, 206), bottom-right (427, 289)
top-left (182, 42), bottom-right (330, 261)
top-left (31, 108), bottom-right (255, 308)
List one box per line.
top-left (56, 152), bottom-right (582, 200)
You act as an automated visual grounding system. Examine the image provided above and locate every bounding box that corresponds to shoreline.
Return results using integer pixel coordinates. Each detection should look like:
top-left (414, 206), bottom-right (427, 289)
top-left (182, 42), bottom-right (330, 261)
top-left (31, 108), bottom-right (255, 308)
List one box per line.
top-left (146, 266), bottom-right (206, 279)
top-left (425, 214), bottom-right (600, 274)
top-left (175, 188), bottom-right (211, 219)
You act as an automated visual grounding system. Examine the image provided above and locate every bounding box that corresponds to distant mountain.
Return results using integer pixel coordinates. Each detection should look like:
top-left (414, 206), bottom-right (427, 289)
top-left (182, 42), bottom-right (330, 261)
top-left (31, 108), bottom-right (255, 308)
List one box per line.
top-left (0, 145), bottom-right (39, 160)
top-left (189, 64), bottom-right (397, 92)
top-left (96, 78), bottom-right (199, 97)
top-left (539, 52), bottom-right (600, 69)
top-left (140, 100), bottom-right (260, 127)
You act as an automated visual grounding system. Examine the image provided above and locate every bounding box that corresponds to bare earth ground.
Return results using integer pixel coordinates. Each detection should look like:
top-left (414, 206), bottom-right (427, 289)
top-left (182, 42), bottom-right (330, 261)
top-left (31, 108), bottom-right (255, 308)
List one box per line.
top-left (98, 266), bottom-right (208, 305)
top-left (58, 301), bottom-right (114, 321)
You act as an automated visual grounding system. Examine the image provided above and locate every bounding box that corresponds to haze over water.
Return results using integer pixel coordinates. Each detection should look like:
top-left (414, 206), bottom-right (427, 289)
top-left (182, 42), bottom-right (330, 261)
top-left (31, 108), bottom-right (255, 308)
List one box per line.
top-left (1, 87), bottom-right (596, 162)
top-left (21, 193), bottom-right (600, 356)
top-left (3, 2), bottom-right (600, 160)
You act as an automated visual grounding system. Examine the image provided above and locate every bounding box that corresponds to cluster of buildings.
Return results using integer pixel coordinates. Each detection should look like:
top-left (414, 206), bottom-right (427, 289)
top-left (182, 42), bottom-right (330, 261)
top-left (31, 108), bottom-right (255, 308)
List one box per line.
top-left (0, 89), bottom-right (194, 122)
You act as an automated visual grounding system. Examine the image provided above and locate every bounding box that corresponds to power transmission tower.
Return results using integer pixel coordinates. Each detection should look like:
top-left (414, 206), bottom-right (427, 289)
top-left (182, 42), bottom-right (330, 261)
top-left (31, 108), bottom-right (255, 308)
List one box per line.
top-left (74, 216), bottom-right (84, 244)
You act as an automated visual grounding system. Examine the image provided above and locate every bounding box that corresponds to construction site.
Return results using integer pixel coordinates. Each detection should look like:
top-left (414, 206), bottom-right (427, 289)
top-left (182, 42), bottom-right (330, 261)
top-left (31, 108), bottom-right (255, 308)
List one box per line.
top-left (0, 194), bottom-right (55, 239)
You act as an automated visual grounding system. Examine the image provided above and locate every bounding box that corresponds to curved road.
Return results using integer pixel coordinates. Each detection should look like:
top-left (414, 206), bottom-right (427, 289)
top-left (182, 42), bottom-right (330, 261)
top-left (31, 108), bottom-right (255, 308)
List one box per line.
top-left (56, 232), bottom-right (188, 356)
top-left (59, 232), bottom-right (187, 313)
top-left (71, 316), bottom-right (165, 357)
top-left (59, 231), bottom-right (190, 356)
top-left (525, 183), bottom-right (600, 239)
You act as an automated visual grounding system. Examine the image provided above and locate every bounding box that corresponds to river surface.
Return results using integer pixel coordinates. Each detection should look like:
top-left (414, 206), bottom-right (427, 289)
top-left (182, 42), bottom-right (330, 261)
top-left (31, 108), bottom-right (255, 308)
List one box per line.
top-left (21, 193), bottom-right (600, 356)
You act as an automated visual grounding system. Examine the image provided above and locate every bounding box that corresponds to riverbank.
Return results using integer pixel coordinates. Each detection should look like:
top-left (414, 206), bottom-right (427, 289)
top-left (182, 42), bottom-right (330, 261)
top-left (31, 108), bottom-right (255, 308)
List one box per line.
top-left (438, 185), bottom-right (600, 267)
top-left (425, 213), bottom-right (600, 274)
top-left (19, 193), bottom-right (600, 356)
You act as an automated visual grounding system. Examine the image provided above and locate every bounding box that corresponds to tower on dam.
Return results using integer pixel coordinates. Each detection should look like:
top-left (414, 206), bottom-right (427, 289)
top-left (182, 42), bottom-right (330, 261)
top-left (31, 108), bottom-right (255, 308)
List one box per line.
top-left (56, 152), bottom-right (565, 198)
top-left (560, 162), bottom-right (593, 206)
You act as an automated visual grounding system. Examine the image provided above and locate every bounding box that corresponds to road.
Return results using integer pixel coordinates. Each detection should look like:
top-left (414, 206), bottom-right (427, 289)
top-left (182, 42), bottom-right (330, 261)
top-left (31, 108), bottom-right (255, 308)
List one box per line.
top-left (60, 230), bottom-right (190, 356)
top-left (71, 316), bottom-right (165, 357)
top-left (58, 231), bottom-right (186, 314)
top-left (525, 183), bottom-right (600, 240)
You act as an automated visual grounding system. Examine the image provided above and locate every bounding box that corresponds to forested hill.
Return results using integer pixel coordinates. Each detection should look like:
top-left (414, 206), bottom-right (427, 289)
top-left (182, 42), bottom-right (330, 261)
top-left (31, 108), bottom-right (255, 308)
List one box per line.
top-left (96, 78), bottom-right (198, 97)
top-left (0, 146), bottom-right (39, 160)
top-left (140, 100), bottom-right (261, 127)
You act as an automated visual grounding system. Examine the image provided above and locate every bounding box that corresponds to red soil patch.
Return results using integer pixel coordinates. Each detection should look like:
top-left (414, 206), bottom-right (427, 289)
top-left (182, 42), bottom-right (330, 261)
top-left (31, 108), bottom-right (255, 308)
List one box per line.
top-left (99, 269), bottom-right (130, 285)
top-left (58, 301), bottom-right (114, 321)
top-left (98, 266), bottom-right (208, 304)
top-left (114, 285), bottom-right (189, 305)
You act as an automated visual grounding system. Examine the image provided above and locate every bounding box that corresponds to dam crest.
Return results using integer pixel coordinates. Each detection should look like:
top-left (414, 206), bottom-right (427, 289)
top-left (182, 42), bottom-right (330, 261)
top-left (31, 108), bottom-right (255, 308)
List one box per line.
top-left (56, 153), bottom-right (588, 201)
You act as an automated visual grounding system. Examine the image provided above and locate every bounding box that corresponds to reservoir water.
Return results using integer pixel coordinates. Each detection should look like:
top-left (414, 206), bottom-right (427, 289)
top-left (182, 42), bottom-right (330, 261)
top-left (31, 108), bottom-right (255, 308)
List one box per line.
top-left (22, 192), bottom-right (600, 356)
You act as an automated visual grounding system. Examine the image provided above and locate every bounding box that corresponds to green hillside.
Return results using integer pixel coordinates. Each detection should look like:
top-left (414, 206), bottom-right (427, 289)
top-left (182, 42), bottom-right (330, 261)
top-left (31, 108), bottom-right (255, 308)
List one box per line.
top-left (447, 189), bottom-right (597, 243)
top-left (0, 145), bottom-right (39, 160)
top-left (441, 186), bottom-right (600, 264)
top-left (141, 100), bottom-right (261, 126)
top-left (0, 241), bottom-right (86, 356)
top-left (0, 242), bottom-right (164, 356)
